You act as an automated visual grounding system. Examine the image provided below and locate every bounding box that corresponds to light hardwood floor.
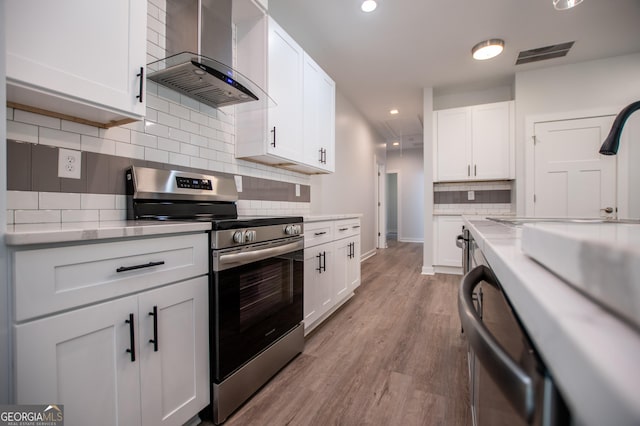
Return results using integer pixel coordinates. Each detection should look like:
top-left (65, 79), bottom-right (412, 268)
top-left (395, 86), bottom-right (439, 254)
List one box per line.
top-left (206, 241), bottom-right (470, 425)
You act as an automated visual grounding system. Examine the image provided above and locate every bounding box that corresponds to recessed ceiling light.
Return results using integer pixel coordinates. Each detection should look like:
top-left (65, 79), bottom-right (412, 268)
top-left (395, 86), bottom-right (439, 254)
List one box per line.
top-left (392, 141), bottom-right (400, 146)
top-left (361, 0), bottom-right (377, 12)
top-left (390, 109), bottom-right (399, 115)
top-left (553, 0), bottom-right (583, 10)
top-left (471, 39), bottom-right (505, 60)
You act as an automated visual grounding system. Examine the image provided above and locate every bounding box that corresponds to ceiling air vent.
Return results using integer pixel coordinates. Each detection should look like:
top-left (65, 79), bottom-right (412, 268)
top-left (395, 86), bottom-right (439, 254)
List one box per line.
top-left (515, 41), bottom-right (574, 65)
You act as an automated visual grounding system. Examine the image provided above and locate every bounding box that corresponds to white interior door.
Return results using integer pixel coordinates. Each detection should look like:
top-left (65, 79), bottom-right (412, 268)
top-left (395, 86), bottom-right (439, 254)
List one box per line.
top-left (533, 116), bottom-right (616, 218)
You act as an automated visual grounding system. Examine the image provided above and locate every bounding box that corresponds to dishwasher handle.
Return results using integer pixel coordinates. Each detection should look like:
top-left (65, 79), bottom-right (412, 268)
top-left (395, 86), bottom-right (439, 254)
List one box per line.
top-left (458, 265), bottom-right (535, 423)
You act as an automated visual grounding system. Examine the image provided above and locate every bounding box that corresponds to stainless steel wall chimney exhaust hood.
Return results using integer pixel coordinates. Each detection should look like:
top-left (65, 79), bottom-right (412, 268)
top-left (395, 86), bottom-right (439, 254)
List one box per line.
top-left (147, 0), bottom-right (270, 110)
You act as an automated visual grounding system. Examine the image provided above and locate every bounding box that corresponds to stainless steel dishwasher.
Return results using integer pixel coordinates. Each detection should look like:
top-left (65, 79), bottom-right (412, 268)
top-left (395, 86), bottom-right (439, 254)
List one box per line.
top-left (458, 228), bottom-right (571, 426)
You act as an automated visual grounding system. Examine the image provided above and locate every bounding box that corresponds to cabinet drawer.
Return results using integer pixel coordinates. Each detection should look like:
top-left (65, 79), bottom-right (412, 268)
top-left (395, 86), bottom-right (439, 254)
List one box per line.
top-left (334, 219), bottom-right (361, 239)
top-left (13, 233), bottom-right (208, 322)
top-left (304, 221), bottom-right (334, 248)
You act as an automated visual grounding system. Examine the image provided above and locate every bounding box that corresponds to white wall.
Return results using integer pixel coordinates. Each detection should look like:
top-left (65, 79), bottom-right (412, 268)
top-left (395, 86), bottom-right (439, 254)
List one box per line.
top-left (422, 88), bottom-right (435, 274)
top-left (310, 90), bottom-right (385, 258)
top-left (386, 149), bottom-right (424, 242)
top-left (515, 53), bottom-right (640, 214)
top-left (434, 83), bottom-right (514, 110)
top-left (1, 0), bottom-right (9, 404)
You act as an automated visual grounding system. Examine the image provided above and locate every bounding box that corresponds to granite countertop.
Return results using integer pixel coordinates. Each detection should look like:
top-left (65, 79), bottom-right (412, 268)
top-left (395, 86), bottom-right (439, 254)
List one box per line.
top-left (463, 217), bottom-right (640, 425)
top-left (5, 220), bottom-right (212, 246)
top-left (303, 214), bottom-right (362, 222)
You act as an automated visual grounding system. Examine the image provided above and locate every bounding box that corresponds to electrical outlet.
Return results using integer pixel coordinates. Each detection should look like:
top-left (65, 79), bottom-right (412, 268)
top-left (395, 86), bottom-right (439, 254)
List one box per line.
top-left (295, 184), bottom-right (300, 197)
top-left (467, 190), bottom-right (475, 201)
top-left (234, 175), bottom-right (243, 192)
top-left (58, 148), bottom-right (82, 179)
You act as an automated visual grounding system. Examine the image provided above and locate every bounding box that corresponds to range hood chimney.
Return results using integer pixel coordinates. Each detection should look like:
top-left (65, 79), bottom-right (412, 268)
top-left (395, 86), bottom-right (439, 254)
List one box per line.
top-left (148, 0), bottom-right (266, 109)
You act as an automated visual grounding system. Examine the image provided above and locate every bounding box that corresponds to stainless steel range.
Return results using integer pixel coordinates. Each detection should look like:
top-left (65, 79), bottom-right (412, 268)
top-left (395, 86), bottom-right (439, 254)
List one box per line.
top-left (126, 166), bottom-right (304, 424)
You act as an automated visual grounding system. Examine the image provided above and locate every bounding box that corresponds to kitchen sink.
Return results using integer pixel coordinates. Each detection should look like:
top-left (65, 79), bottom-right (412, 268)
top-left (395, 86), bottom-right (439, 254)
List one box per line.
top-left (486, 217), bottom-right (640, 226)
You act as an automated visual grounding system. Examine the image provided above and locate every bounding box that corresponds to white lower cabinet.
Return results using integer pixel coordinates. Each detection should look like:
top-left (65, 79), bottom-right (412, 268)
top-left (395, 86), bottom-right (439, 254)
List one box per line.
top-left (433, 216), bottom-right (464, 271)
top-left (303, 217), bottom-right (361, 335)
top-left (11, 233), bottom-right (210, 426)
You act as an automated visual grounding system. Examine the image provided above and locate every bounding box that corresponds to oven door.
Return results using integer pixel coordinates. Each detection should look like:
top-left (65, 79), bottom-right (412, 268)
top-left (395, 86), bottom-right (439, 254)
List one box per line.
top-left (211, 237), bottom-right (303, 382)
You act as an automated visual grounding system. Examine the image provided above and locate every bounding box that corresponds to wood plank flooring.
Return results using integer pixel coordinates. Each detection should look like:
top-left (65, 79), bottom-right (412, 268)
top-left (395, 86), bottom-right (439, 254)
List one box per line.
top-left (206, 241), bottom-right (470, 426)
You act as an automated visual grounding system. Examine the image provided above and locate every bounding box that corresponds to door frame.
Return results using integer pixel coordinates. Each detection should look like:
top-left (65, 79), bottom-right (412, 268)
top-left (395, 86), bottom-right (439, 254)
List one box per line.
top-left (524, 106), bottom-right (629, 217)
top-left (385, 169), bottom-right (401, 241)
top-left (375, 162), bottom-right (387, 249)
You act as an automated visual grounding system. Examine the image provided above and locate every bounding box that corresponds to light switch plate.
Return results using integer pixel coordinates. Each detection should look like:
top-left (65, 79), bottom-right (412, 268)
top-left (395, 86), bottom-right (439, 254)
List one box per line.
top-left (58, 148), bottom-right (81, 179)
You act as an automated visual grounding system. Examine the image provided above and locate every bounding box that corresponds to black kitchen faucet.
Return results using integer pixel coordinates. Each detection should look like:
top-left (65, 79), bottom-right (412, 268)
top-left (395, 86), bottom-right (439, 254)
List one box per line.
top-left (599, 100), bottom-right (640, 155)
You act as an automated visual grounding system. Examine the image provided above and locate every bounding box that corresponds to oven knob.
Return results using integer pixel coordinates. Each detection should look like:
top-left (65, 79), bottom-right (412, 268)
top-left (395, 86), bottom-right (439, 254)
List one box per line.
top-left (233, 231), bottom-right (245, 243)
top-left (245, 230), bottom-right (256, 242)
top-left (285, 225), bottom-right (295, 235)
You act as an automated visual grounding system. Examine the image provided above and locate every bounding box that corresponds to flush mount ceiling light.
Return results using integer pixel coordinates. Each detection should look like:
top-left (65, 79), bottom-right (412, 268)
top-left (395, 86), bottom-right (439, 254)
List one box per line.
top-left (361, 0), bottom-right (377, 12)
top-left (472, 39), bottom-right (505, 60)
top-left (392, 141), bottom-right (400, 146)
top-left (390, 109), bottom-right (399, 115)
top-left (553, 0), bottom-right (583, 10)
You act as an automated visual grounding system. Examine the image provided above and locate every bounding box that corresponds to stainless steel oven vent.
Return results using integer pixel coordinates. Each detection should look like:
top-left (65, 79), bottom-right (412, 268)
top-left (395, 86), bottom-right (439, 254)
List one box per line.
top-left (515, 41), bottom-right (574, 65)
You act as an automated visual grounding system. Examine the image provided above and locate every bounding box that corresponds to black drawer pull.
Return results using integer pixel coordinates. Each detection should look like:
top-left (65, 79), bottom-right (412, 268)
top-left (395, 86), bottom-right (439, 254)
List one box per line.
top-left (339, 227), bottom-right (349, 231)
top-left (149, 306), bottom-right (158, 352)
top-left (314, 231), bottom-right (327, 236)
top-left (352, 225), bottom-right (361, 229)
top-left (116, 261), bottom-right (165, 273)
top-left (125, 313), bottom-right (136, 362)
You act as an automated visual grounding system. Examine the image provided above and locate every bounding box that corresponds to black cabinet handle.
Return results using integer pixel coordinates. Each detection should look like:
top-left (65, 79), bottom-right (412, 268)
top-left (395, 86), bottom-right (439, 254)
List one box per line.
top-left (474, 164), bottom-right (477, 176)
top-left (322, 251), bottom-right (327, 272)
top-left (271, 126), bottom-right (276, 147)
top-left (314, 231), bottom-right (327, 236)
top-left (136, 67), bottom-right (144, 103)
top-left (125, 313), bottom-right (136, 362)
top-left (339, 227), bottom-right (349, 231)
top-left (352, 225), bottom-right (361, 229)
top-left (148, 306), bottom-right (158, 352)
top-left (319, 148), bottom-right (323, 163)
top-left (116, 261), bottom-right (165, 273)
top-left (316, 252), bottom-right (323, 273)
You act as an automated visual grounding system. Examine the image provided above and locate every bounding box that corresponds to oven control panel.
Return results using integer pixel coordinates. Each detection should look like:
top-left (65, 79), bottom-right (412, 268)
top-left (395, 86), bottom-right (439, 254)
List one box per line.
top-left (176, 176), bottom-right (212, 190)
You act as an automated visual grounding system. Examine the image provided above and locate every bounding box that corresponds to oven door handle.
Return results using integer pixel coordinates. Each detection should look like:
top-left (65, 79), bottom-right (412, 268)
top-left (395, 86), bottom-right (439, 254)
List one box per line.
top-left (217, 239), bottom-right (303, 270)
top-left (458, 265), bottom-right (535, 423)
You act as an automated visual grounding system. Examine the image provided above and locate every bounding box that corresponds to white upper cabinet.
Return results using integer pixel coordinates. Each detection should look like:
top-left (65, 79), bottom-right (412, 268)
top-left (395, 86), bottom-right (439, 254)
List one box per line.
top-left (234, 5), bottom-right (336, 174)
top-left (6, 0), bottom-right (147, 128)
top-left (266, 17), bottom-right (305, 163)
top-left (434, 101), bottom-right (514, 182)
top-left (302, 53), bottom-right (336, 173)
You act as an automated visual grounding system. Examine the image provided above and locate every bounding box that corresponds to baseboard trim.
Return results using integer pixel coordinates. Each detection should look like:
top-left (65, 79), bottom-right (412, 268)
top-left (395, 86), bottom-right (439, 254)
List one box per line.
top-left (361, 248), bottom-right (376, 261)
top-left (399, 238), bottom-right (424, 243)
top-left (421, 266), bottom-right (435, 275)
top-left (434, 265), bottom-right (463, 275)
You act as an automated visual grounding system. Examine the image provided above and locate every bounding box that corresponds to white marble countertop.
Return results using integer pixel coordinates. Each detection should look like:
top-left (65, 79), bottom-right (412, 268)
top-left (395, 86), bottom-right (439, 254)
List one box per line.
top-left (463, 217), bottom-right (640, 425)
top-left (303, 214), bottom-right (362, 223)
top-left (5, 220), bottom-right (212, 246)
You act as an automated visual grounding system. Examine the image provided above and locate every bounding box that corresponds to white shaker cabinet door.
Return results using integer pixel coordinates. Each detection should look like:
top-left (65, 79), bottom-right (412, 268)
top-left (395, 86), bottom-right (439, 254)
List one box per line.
top-left (435, 107), bottom-right (472, 181)
top-left (139, 277), bottom-right (209, 426)
top-left (15, 296), bottom-right (142, 426)
top-left (267, 17), bottom-right (304, 162)
top-left (472, 102), bottom-right (512, 180)
top-left (6, 0), bottom-right (147, 124)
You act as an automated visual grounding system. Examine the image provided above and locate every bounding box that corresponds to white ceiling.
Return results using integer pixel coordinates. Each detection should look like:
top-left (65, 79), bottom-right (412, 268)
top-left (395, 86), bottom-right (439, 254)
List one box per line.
top-left (268, 0), bottom-right (640, 147)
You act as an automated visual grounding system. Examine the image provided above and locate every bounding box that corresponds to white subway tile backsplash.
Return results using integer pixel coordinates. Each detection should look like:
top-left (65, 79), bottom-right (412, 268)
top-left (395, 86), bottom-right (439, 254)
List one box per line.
top-left (7, 210), bottom-right (15, 225)
top-left (115, 195), bottom-right (127, 210)
top-left (190, 134), bottom-right (209, 148)
top-left (147, 93), bottom-right (171, 113)
top-left (132, 130), bottom-right (159, 147)
top-left (200, 148), bottom-right (217, 161)
top-left (81, 194), bottom-right (115, 210)
top-left (7, 107), bottom-right (14, 120)
top-left (190, 110), bottom-right (209, 126)
top-left (62, 209), bottom-right (99, 222)
top-left (169, 152), bottom-right (190, 167)
top-left (145, 147), bottom-right (169, 163)
top-left (190, 157), bottom-right (208, 170)
top-left (180, 142), bottom-right (200, 157)
top-left (7, 191), bottom-right (38, 210)
top-left (115, 142), bottom-right (145, 159)
top-left (147, 41), bottom-right (165, 61)
top-left (82, 135), bottom-right (116, 155)
top-left (15, 210), bottom-right (61, 224)
top-left (157, 111), bottom-right (181, 128)
top-left (14, 110), bottom-right (60, 129)
top-left (61, 120), bottom-right (100, 137)
top-left (7, 121), bottom-right (38, 144)
top-left (40, 192), bottom-right (81, 210)
top-left (99, 209), bottom-right (127, 221)
top-left (168, 102), bottom-right (190, 120)
top-left (39, 127), bottom-right (81, 150)
top-left (180, 118), bottom-right (200, 134)
top-left (146, 15), bottom-right (165, 41)
top-left (169, 127), bottom-right (190, 143)
top-left (157, 137), bottom-right (180, 153)
top-left (99, 126), bottom-right (131, 143)
top-left (180, 95), bottom-right (201, 111)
